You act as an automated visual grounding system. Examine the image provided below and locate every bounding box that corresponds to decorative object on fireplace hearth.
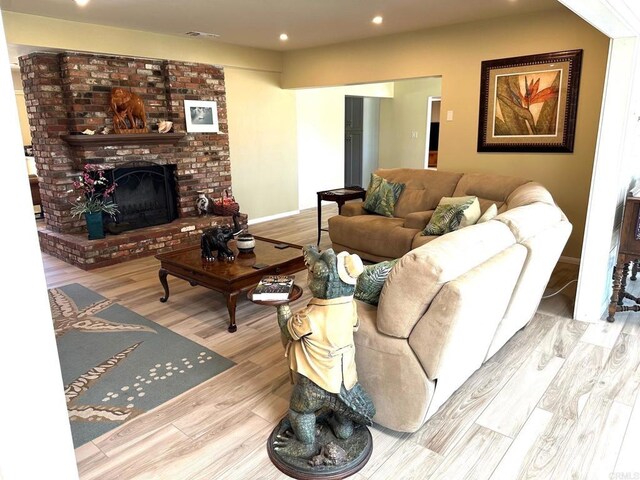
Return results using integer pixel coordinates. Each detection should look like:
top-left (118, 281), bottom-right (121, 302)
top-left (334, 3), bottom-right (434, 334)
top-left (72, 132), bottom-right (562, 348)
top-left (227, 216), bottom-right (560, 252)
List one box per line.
top-left (110, 87), bottom-right (148, 134)
top-left (211, 189), bottom-right (240, 216)
top-left (196, 191), bottom-right (209, 216)
top-left (85, 211), bottom-right (105, 240)
top-left (69, 164), bottom-right (118, 239)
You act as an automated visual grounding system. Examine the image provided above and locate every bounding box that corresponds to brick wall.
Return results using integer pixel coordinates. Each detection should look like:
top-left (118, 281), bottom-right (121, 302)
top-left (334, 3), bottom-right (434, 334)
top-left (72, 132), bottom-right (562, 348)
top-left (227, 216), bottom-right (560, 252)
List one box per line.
top-left (20, 52), bottom-right (232, 235)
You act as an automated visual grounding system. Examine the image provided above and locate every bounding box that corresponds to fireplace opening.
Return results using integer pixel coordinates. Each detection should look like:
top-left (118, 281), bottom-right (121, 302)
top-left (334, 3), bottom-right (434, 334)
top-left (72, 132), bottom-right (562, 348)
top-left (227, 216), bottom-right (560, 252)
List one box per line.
top-left (107, 162), bottom-right (178, 233)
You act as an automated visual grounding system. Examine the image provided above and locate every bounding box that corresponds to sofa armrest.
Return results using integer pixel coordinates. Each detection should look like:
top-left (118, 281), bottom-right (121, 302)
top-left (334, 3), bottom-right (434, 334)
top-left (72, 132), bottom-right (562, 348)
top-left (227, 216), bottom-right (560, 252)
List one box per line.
top-left (341, 202), bottom-right (367, 217)
top-left (403, 211), bottom-right (433, 230)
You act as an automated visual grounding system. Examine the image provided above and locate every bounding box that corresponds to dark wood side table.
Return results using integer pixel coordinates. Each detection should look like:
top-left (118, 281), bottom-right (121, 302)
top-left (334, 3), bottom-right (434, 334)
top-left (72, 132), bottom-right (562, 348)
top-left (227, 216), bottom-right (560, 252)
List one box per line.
top-left (608, 195), bottom-right (640, 322)
top-left (316, 186), bottom-right (366, 245)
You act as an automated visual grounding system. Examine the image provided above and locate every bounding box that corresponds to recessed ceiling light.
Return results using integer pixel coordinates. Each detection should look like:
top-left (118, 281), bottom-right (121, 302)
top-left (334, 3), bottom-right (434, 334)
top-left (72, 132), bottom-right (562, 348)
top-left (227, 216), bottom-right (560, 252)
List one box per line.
top-left (372, 16), bottom-right (383, 25)
top-left (280, 33), bottom-right (289, 41)
top-left (74, 0), bottom-right (90, 6)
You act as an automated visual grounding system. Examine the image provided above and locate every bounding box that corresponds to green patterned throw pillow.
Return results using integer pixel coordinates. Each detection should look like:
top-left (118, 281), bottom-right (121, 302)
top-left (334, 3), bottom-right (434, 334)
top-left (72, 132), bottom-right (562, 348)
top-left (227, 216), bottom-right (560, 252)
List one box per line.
top-left (422, 198), bottom-right (475, 236)
top-left (354, 259), bottom-right (399, 305)
top-left (363, 173), bottom-right (405, 217)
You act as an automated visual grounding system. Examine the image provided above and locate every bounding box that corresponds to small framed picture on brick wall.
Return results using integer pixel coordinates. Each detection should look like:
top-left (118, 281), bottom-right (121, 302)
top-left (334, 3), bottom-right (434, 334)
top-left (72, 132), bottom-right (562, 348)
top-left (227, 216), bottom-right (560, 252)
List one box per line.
top-left (184, 100), bottom-right (219, 133)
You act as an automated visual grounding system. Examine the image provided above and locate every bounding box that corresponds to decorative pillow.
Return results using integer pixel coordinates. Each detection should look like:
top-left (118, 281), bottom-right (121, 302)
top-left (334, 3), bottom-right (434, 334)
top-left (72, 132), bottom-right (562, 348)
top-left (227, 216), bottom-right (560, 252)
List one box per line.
top-left (477, 203), bottom-right (498, 224)
top-left (363, 173), bottom-right (406, 218)
top-left (354, 259), bottom-right (399, 305)
top-left (422, 198), bottom-right (475, 235)
top-left (437, 196), bottom-right (481, 227)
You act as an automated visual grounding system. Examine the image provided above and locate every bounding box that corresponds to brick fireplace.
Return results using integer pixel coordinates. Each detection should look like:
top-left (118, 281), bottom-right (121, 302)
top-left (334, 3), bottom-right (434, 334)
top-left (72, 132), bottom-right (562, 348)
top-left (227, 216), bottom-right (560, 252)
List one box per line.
top-left (21, 51), bottom-right (243, 269)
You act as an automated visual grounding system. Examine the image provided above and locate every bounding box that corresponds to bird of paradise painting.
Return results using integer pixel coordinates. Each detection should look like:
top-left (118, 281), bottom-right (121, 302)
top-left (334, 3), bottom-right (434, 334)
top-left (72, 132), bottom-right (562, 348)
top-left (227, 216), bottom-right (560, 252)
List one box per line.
top-left (478, 50), bottom-right (582, 152)
top-left (495, 70), bottom-right (560, 136)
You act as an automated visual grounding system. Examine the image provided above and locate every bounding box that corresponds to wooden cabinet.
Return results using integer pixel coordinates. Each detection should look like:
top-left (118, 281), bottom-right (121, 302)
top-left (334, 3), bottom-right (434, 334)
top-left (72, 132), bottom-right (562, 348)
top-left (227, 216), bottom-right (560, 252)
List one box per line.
top-left (608, 196), bottom-right (640, 321)
top-left (29, 175), bottom-right (43, 218)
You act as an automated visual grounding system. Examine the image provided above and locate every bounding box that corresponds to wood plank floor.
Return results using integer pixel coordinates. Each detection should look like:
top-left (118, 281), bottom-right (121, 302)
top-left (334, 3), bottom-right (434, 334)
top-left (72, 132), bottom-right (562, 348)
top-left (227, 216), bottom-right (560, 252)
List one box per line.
top-left (41, 205), bottom-right (640, 479)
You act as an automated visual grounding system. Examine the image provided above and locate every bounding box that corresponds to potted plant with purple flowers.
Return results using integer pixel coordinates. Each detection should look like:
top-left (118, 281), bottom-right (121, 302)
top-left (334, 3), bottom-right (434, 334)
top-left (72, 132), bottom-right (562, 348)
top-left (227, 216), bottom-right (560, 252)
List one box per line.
top-left (70, 164), bottom-right (118, 239)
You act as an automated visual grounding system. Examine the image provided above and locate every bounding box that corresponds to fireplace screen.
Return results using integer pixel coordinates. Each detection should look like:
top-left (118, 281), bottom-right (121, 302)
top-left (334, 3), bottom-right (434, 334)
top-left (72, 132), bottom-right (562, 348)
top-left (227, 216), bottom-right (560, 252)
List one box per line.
top-left (108, 162), bottom-right (178, 232)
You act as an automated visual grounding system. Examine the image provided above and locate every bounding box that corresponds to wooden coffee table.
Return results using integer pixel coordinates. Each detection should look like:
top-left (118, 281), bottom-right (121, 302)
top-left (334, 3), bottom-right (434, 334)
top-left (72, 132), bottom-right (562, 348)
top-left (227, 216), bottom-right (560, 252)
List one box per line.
top-left (155, 236), bottom-right (306, 332)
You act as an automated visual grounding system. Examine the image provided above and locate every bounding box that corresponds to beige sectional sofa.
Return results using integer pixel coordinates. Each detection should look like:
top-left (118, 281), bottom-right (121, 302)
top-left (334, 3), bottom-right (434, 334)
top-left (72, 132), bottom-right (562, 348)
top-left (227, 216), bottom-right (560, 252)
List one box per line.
top-left (328, 168), bottom-right (571, 432)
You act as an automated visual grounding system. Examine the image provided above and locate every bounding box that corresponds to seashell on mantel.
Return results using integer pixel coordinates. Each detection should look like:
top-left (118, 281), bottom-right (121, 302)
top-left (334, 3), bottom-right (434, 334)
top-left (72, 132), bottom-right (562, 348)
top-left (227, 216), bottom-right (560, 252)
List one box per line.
top-left (158, 121), bottom-right (173, 134)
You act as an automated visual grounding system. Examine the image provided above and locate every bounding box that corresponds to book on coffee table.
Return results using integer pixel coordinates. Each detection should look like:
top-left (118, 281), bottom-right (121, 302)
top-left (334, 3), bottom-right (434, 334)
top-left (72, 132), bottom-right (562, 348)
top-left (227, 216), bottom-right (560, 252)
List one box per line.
top-left (252, 275), bottom-right (295, 300)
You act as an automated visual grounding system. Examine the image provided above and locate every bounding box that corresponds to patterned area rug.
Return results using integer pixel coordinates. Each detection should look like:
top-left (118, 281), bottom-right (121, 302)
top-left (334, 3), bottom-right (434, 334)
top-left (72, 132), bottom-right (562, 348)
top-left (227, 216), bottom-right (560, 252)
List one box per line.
top-left (49, 283), bottom-right (235, 448)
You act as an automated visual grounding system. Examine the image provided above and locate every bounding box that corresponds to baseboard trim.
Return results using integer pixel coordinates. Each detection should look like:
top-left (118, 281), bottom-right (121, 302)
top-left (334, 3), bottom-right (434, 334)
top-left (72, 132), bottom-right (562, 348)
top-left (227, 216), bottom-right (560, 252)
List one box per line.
top-left (559, 255), bottom-right (581, 265)
top-left (248, 210), bottom-right (300, 225)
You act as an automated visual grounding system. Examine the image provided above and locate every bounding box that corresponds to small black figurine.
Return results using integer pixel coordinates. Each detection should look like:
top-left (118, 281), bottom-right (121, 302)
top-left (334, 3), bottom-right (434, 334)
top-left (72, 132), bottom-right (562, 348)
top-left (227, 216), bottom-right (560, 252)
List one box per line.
top-left (200, 213), bottom-right (244, 262)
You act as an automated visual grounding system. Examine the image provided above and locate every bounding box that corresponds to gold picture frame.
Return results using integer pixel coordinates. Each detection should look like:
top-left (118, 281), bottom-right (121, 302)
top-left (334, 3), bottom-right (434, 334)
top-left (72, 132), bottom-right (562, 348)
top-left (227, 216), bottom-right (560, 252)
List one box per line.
top-left (477, 50), bottom-right (582, 153)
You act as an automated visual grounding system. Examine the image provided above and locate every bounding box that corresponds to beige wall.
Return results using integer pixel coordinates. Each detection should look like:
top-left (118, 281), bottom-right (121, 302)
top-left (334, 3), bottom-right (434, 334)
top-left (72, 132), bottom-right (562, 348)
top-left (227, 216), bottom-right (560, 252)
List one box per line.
top-left (2, 12), bottom-right (294, 221)
top-left (283, 10), bottom-right (610, 258)
top-left (225, 68), bottom-right (298, 218)
top-left (379, 77), bottom-right (442, 169)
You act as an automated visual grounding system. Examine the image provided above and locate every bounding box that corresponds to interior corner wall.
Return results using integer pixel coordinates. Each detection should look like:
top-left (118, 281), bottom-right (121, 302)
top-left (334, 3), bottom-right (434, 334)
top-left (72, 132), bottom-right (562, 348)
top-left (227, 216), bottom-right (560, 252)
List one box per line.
top-left (378, 77), bottom-right (442, 169)
top-left (283, 9), bottom-right (610, 258)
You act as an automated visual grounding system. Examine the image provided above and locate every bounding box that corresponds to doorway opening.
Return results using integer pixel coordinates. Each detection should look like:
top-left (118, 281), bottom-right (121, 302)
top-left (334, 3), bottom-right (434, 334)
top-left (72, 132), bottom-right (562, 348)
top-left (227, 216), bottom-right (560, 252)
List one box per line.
top-left (425, 96), bottom-right (441, 169)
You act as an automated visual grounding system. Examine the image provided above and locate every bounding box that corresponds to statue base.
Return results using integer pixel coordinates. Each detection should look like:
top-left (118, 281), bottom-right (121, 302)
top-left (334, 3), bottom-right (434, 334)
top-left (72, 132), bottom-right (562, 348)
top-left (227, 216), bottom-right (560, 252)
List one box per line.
top-left (266, 416), bottom-right (373, 480)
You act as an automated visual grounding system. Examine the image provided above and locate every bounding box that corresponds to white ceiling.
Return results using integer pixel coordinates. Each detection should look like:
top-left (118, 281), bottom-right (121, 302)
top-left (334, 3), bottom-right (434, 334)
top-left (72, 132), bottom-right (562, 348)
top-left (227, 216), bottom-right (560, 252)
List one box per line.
top-left (1, 0), bottom-right (565, 53)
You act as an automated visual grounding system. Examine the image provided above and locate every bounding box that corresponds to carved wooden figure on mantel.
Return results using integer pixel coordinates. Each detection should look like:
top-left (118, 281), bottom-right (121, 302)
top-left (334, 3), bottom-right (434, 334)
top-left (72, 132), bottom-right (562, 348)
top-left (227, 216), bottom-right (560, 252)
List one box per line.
top-left (110, 87), bottom-right (148, 133)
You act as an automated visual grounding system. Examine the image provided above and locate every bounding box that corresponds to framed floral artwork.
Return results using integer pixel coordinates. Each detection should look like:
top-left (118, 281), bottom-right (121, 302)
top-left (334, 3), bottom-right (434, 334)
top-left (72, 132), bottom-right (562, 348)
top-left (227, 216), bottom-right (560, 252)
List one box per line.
top-left (477, 50), bottom-right (582, 153)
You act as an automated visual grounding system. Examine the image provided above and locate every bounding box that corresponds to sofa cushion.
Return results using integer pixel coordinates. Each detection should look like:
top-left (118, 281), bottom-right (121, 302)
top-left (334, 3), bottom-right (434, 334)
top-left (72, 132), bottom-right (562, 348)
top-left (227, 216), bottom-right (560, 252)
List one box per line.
top-left (354, 259), bottom-right (399, 305)
top-left (363, 173), bottom-right (406, 217)
top-left (403, 211), bottom-right (433, 230)
top-left (375, 168), bottom-right (462, 218)
top-left (377, 220), bottom-right (517, 338)
top-left (340, 202), bottom-right (366, 217)
top-left (329, 214), bottom-right (418, 259)
top-left (411, 232), bottom-right (440, 250)
top-left (437, 195), bottom-right (481, 227)
top-left (354, 302), bottom-right (435, 432)
top-left (477, 203), bottom-right (498, 223)
top-left (452, 172), bottom-right (530, 213)
top-left (495, 202), bottom-right (565, 243)
top-left (422, 198), bottom-right (475, 235)
top-left (408, 244), bottom-right (527, 382)
top-left (505, 182), bottom-right (556, 209)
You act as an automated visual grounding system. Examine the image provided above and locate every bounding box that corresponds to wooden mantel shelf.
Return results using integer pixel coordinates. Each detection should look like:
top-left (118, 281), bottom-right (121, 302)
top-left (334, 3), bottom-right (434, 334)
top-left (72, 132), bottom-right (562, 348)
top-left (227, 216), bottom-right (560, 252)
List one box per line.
top-left (61, 132), bottom-right (185, 147)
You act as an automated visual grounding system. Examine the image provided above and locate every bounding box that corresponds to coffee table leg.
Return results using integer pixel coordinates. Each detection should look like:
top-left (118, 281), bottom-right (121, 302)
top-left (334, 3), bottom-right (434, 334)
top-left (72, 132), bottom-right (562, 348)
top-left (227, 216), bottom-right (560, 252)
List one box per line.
top-left (159, 268), bottom-right (170, 303)
top-left (226, 292), bottom-right (239, 332)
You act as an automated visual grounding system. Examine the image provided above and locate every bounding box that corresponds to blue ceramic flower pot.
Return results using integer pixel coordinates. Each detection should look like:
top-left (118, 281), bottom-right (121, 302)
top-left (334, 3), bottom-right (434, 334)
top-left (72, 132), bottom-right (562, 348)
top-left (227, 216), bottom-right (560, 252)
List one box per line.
top-left (85, 212), bottom-right (105, 240)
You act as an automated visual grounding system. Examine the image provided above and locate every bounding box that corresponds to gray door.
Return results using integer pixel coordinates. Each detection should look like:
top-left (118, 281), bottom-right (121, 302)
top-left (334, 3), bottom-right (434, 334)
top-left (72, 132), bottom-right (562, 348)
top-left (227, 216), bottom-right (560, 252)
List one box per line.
top-left (345, 96), bottom-right (363, 187)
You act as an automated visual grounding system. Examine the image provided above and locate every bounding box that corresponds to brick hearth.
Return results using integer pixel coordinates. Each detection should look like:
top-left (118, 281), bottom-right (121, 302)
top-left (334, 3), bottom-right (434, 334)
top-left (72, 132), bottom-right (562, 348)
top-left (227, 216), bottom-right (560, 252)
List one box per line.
top-left (21, 51), bottom-right (239, 269)
top-left (38, 214), bottom-right (246, 270)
